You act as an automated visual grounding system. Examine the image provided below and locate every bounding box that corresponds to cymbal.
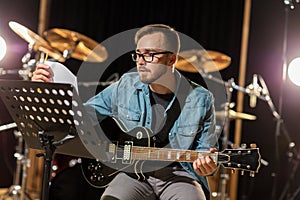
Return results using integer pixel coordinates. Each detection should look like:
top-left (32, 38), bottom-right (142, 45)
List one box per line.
top-left (8, 21), bottom-right (65, 62)
top-left (215, 109), bottom-right (257, 120)
top-left (44, 28), bottom-right (108, 62)
top-left (176, 49), bottom-right (231, 73)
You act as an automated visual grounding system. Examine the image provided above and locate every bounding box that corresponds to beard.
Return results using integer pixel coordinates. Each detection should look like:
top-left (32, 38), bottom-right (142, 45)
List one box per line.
top-left (138, 64), bottom-right (168, 84)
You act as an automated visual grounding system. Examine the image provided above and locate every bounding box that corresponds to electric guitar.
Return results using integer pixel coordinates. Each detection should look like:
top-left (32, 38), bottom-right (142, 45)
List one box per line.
top-left (81, 117), bottom-right (261, 188)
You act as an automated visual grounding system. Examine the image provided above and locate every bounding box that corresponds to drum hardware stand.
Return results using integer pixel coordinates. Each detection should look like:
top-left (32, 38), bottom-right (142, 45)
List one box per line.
top-left (0, 130), bottom-right (33, 200)
top-left (0, 45), bottom-right (36, 80)
top-left (19, 44), bottom-right (37, 80)
top-left (19, 44), bottom-right (51, 80)
top-left (216, 78), bottom-right (235, 200)
top-left (199, 71), bottom-right (239, 200)
top-left (0, 43), bottom-right (34, 200)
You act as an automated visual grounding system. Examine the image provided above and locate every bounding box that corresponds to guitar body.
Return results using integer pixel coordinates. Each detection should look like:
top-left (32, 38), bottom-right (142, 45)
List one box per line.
top-left (81, 117), bottom-right (155, 188)
top-left (81, 117), bottom-right (261, 188)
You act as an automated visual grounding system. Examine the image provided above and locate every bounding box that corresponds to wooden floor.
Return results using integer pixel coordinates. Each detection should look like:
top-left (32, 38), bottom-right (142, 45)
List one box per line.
top-left (0, 188), bottom-right (7, 195)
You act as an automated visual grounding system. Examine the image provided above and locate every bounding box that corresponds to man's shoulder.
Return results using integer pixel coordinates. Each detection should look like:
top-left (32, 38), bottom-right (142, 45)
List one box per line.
top-left (188, 80), bottom-right (211, 96)
top-left (185, 81), bottom-right (214, 106)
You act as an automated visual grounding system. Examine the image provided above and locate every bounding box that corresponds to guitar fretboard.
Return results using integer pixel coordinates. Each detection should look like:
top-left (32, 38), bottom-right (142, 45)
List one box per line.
top-left (130, 146), bottom-right (218, 163)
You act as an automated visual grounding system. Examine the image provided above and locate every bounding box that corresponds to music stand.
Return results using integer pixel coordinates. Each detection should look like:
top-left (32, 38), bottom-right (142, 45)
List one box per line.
top-left (0, 80), bottom-right (107, 200)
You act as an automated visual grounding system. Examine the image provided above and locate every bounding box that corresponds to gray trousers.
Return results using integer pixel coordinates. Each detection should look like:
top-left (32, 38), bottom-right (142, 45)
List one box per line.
top-left (100, 166), bottom-right (206, 200)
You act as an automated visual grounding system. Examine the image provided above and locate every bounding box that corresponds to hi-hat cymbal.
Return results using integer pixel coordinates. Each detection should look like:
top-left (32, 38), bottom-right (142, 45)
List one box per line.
top-left (44, 28), bottom-right (108, 62)
top-left (8, 21), bottom-right (65, 62)
top-left (216, 109), bottom-right (256, 120)
top-left (175, 49), bottom-right (231, 73)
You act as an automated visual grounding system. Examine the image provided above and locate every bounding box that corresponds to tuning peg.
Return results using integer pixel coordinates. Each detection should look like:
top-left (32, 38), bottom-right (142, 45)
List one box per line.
top-left (241, 143), bottom-right (247, 149)
top-left (240, 170), bottom-right (245, 176)
top-left (250, 143), bottom-right (257, 148)
top-left (232, 143), bottom-right (238, 149)
top-left (250, 171), bottom-right (255, 177)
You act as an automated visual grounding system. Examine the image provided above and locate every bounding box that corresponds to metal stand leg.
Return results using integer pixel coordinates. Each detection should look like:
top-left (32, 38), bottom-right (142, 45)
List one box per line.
top-left (0, 131), bottom-right (33, 200)
top-left (37, 131), bottom-right (56, 200)
top-left (211, 86), bottom-right (233, 200)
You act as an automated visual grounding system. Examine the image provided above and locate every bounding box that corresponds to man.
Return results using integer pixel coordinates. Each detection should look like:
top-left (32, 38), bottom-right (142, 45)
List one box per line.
top-left (32, 24), bottom-right (219, 200)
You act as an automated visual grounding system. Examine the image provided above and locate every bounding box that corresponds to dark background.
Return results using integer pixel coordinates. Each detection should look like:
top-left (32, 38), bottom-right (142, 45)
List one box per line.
top-left (0, 0), bottom-right (300, 199)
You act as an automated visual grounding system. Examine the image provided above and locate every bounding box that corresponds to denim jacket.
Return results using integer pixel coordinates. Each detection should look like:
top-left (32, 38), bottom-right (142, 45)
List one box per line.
top-left (84, 70), bottom-right (218, 198)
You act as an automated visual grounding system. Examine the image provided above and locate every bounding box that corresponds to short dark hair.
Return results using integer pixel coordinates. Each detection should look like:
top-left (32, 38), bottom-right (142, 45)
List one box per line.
top-left (134, 24), bottom-right (180, 54)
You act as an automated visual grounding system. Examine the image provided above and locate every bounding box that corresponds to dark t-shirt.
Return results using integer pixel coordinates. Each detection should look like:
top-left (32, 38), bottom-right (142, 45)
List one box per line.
top-left (150, 90), bottom-right (181, 148)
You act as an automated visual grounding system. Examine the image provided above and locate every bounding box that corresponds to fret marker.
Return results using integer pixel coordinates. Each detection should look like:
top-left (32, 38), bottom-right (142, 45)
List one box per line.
top-left (186, 152), bottom-right (191, 160)
top-left (176, 152), bottom-right (180, 160)
top-left (198, 152), bottom-right (204, 159)
top-left (167, 151), bottom-right (171, 159)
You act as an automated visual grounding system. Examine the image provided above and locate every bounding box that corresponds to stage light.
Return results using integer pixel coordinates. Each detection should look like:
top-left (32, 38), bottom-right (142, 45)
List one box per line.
top-left (0, 35), bottom-right (7, 61)
top-left (288, 57), bottom-right (300, 86)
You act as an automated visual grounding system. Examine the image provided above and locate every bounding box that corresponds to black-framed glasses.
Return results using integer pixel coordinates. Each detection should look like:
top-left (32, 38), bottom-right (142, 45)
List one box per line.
top-left (131, 51), bottom-right (172, 63)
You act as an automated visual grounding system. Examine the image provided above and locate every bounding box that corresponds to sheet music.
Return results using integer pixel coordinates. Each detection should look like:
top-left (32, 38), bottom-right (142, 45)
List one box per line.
top-left (45, 61), bottom-right (79, 93)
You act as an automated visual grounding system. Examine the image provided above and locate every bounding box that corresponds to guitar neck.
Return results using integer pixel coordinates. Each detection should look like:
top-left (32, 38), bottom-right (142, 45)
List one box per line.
top-left (130, 146), bottom-right (220, 163)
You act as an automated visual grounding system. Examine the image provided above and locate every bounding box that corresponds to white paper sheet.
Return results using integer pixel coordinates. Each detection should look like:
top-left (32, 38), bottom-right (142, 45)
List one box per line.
top-left (45, 61), bottom-right (78, 93)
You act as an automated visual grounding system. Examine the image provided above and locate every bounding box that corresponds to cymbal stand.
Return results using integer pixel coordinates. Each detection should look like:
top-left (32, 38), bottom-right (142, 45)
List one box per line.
top-left (19, 44), bottom-right (37, 80)
top-left (0, 44), bottom-right (36, 79)
top-left (199, 71), bottom-right (236, 200)
top-left (0, 44), bottom-right (36, 200)
top-left (218, 79), bottom-right (235, 200)
top-left (0, 131), bottom-right (32, 200)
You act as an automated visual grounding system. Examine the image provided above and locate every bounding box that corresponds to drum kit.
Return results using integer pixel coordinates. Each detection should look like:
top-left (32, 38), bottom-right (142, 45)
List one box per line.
top-left (0, 21), bottom-right (260, 200)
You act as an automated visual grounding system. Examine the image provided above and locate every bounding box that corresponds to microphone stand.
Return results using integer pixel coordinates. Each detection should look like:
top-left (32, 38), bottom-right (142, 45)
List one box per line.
top-left (259, 69), bottom-right (299, 199)
top-left (271, 1), bottom-right (298, 199)
top-left (199, 70), bottom-right (273, 199)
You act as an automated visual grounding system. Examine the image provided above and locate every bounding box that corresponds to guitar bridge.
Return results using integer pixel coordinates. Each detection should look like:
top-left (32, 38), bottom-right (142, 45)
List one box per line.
top-left (122, 141), bottom-right (133, 164)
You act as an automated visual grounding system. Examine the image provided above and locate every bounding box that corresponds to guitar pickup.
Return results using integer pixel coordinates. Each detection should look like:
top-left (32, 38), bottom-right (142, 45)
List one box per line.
top-left (122, 141), bottom-right (133, 164)
top-left (108, 143), bottom-right (117, 163)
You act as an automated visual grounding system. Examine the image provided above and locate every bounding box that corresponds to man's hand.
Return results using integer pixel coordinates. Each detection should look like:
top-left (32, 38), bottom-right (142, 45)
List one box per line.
top-left (32, 63), bottom-right (53, 82)
top-left (193, 148), bottom-right (218, 176)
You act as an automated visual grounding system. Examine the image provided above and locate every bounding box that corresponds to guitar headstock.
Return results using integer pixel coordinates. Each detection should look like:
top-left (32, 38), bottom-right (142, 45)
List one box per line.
top-left (218, 143), bottom-right (261, 177)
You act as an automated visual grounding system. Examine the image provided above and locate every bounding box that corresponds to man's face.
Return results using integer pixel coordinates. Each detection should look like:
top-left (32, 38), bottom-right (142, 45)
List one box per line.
top-left (135, 32), bottom-right (173, 84)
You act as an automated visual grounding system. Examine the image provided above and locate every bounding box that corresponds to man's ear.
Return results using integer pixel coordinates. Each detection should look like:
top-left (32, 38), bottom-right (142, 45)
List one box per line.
top-left (168, 54), bottom-right (177, 66)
